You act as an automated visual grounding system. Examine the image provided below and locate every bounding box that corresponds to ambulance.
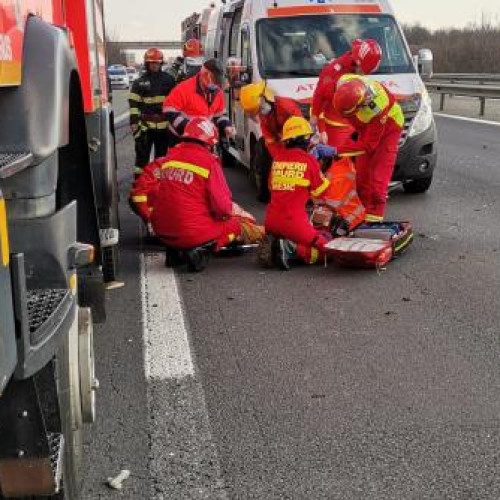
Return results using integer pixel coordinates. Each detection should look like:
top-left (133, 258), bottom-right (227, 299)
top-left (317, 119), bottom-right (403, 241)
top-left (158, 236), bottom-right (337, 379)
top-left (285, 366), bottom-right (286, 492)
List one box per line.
top-left (215, 0), bottom-right (437, 193)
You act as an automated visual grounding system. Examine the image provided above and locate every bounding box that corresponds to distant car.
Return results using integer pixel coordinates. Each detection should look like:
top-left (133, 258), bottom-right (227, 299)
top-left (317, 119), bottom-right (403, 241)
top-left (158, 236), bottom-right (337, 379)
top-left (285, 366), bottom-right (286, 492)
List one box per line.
top-left (108, 65), bottom-right (130, 89)
top-left (126, 66), bottom-right (139, 84)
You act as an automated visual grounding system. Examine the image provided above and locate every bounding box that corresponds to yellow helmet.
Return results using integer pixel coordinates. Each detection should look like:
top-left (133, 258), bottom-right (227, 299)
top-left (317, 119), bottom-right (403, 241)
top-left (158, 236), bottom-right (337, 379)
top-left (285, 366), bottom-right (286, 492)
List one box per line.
top-left (240, 81), bottom-right (275, 115)
top-left (281, 116), bottom-right (313, 142)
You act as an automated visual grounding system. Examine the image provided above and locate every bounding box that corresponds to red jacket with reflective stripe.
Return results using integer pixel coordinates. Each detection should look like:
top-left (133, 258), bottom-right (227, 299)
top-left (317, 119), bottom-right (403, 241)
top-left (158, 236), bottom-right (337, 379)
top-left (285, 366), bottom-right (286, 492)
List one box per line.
top-left (311, 52), bottom-right (356, 128)
top-left (337, 85), bottom-right (402, 156)
top-left (261, 96), bottom-right (303, 146)
top-left (129, 159), bottom-right (163, 222)
top-left (150, 142), bottom-right (233, 247)
top-left (163, 75), bottom-right (226, 120)
top-left (265, 148), bottom-right (329, 225)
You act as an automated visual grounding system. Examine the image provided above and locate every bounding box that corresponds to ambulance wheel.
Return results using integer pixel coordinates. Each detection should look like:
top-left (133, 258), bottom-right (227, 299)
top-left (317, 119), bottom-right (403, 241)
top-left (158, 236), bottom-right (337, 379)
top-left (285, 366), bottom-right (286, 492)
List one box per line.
top-left (403, 175), bottom-right (433, 194)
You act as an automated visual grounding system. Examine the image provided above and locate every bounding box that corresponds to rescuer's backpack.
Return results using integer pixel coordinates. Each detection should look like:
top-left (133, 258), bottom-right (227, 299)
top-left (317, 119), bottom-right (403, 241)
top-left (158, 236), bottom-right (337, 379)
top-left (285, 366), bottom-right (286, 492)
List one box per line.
top-left (324, 237), bottom-right (393, 268)
top-left (324, 221), bottom-right (413, 268)
top-left (353, 221), bottom-right (414, 258)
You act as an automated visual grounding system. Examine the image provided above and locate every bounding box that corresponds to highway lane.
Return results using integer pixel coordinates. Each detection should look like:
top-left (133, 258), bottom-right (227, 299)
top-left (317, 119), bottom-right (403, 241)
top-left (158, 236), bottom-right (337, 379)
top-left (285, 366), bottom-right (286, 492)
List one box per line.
top-left (82, 111), bottom-right (500, 498)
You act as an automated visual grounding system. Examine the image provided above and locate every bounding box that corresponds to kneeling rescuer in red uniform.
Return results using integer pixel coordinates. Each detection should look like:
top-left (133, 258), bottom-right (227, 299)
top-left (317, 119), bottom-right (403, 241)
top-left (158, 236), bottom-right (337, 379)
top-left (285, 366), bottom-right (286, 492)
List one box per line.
top-left (150, 118), bottom-right (263, 250)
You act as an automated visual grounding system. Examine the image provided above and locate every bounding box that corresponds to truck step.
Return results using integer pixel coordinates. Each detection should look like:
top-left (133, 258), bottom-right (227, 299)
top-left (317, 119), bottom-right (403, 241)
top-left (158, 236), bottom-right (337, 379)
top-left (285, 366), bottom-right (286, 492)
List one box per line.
top-left (27, 289), bottom-right (72, 345)
top-left (0, 152), bottom-right (33, 179)
top-left (0, 433), bottom-right (64, 497)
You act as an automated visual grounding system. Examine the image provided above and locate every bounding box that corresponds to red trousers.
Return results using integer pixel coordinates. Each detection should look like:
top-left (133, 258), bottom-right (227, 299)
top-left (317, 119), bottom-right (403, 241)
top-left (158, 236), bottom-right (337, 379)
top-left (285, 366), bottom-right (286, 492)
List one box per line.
top-left (355, 126), bottom-right (401, 219)
top-left (158, 216), bottom-right (242, 250)
top-left (265, 213), bottom-right (330, 264)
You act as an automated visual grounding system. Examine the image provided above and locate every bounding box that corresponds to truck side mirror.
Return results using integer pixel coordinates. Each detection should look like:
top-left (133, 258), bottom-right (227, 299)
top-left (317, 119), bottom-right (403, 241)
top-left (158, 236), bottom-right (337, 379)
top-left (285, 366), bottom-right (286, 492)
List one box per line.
top-left (417, 48), bottom-right (433, 80)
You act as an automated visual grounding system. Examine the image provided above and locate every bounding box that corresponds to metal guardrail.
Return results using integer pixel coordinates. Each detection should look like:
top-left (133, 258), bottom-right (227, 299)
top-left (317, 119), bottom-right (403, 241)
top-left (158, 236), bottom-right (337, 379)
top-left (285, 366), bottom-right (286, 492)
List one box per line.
top-left (426, 74), bottom-right (500, 116)
top-left (432, 73), bottom-right (500, 83)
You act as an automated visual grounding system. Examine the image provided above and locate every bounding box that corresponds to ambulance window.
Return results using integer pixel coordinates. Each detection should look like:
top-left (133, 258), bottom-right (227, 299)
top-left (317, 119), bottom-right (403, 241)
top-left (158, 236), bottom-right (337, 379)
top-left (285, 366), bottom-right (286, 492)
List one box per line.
top-left (241, 26), bottom-right (252, 68)
top-left (229, 9), bottom-right (243, 57)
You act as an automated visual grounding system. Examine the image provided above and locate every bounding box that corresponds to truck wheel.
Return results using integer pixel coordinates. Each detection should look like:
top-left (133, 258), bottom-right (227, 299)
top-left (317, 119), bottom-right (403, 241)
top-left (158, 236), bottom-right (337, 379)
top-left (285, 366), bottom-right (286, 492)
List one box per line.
top-left (403, 175), bottom-right (433, 194)
top-left (54, 309), bottom-right (85, 499)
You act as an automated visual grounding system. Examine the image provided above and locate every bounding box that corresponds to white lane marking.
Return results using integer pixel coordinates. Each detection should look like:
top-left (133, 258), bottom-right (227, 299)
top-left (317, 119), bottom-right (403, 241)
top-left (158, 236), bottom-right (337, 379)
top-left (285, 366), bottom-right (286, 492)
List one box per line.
top-left (141, 252), bottom-right (195, 380)
top-left (434, 112), bottom-right (500, 127)
top-left (141, 252), bottom-right (228, 497)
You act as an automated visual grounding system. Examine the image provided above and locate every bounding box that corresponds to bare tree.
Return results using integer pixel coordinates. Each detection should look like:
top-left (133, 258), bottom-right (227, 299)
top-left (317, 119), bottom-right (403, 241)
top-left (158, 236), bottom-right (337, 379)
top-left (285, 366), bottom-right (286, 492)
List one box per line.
top-left (403, 14), bottom-right (500, 73)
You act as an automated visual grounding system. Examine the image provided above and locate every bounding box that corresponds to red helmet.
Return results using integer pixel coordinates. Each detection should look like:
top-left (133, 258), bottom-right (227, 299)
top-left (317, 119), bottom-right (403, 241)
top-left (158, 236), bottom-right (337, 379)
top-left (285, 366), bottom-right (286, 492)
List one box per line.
top-left (183, 39), bottom-right (203, 58)
top-left (182, 118), bottom-right (219, 146)
top-left (333, 79), bottom-right (370, 116)
top-left (351, 39), bottom-right (382, 74)
top-left (144, 47), bottom-right (164, 63)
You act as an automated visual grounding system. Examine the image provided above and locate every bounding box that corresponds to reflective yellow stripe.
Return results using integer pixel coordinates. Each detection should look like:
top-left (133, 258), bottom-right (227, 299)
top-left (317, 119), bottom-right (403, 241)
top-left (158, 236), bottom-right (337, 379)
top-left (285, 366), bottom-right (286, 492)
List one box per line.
top-left (365, 214), bottom-right (384, 222)
top-left (161, 160), bottom-right (210, 179)
top-left (338, 151), bottom-right (365, 158)
top-left (134, 167), bottom-right (144, 174)
top-left (69, 273), bottom-right (77, 296)
top-left (0, 198), bottom-right (9, 266)
top-left (145, 121), bottom-right (168, 130)
top-left (129, 92), bottom-right (142, 102)
top-left (394, 232), bottom-right (414, 252)
top-left (320, 113), bottom-right (350, 127)
top-left (388, 102), bottom-right (405, 128)
top-left (132, 195), bottom-right (148, 203)
top-left (143, 96), bottom-right (166, 104)
top-left (272, 176), bottom-right (310, 187)
top-left (130, 108), bottom-right (141, 115)
top-left (309, 247), bottom-right (319, 264)
top-left (311, 178), bottom-right (330, 197)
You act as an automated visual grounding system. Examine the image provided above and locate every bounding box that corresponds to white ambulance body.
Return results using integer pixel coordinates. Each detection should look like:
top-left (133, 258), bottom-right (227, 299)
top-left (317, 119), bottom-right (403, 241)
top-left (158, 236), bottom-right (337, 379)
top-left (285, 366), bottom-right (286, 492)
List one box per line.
top-left (217, 0), bottom-right (437, 193)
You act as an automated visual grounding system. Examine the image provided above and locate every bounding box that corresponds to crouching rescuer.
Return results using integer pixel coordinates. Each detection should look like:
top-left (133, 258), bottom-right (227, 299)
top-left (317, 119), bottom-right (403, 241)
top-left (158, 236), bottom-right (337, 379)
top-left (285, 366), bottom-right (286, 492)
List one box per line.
top-left (150, 118), bottom-right (264, 258)
top-left (259, 117), bottom-right (331, 270)
top-left (239, 81), bottom-right (303, 203)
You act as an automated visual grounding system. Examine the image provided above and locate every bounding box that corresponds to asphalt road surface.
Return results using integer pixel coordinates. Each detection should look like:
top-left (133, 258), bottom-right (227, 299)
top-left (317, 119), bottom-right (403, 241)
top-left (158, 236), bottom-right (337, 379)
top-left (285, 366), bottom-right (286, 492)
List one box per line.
top-left (82, 101), bottom-right (500, 498)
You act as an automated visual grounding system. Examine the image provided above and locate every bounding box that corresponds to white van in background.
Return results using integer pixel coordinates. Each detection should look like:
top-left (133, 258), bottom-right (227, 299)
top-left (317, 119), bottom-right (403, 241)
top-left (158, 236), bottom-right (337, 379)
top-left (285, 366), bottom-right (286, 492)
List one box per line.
top-left (213, 0), bottom-right (437, 194)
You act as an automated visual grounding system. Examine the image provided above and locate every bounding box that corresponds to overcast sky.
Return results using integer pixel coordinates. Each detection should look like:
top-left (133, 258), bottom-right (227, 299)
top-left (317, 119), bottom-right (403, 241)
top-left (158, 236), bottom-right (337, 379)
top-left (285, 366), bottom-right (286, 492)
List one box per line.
top-left (103, 0), bottom-right (500, 55)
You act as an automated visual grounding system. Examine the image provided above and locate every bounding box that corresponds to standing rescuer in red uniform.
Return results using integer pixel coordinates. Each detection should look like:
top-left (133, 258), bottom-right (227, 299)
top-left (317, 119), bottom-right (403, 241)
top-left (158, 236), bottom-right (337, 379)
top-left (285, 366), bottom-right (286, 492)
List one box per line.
top-left (150, 118), bottom-right (263, 250)
top-left (311, 39), bottom-right (382, 149)
top-left (240, 81), bottom-right (303, 202)
top-left (163, 59), bottom-right (234, 144)
top-left (262, 117), bottom-right (331, 270)
top-left (333, 74), bottom-right (404, 222)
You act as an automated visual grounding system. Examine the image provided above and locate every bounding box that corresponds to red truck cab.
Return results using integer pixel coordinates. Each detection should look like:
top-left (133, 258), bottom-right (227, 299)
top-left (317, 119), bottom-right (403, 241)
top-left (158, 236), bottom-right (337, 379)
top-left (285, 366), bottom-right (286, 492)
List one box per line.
top-left (0, 1), bottom-right (117, 498)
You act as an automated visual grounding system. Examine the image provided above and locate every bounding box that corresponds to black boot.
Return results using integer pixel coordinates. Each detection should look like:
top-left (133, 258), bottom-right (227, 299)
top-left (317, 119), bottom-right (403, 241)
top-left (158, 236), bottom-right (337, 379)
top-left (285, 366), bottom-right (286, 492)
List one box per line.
top-left (184, 246), bottom-right (211, 272)
top-left (164, 248), bottom-right (185, 268)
